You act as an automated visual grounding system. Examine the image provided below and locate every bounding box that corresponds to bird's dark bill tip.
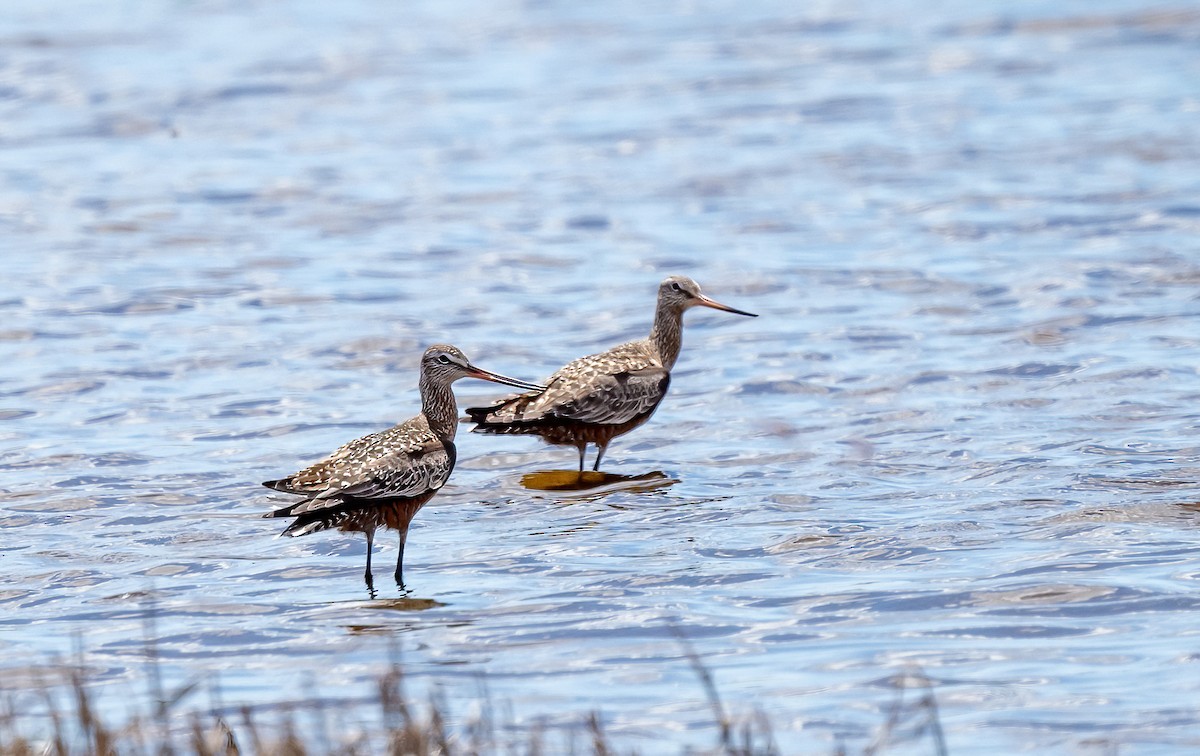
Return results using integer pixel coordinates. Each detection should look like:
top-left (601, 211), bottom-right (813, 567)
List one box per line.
top-left (697, 295), bottom-right (757, 318)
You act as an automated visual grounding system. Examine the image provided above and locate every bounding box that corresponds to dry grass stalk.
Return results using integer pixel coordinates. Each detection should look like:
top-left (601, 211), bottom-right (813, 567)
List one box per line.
top-left (0, 650), bottom-right (948, 755)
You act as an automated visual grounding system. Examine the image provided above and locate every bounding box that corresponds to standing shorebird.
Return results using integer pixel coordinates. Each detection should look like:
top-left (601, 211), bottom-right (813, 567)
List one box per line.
top-left (262, 344), bottom-right (545, 590)
top-left (466, 276), bottom-right (756, 472)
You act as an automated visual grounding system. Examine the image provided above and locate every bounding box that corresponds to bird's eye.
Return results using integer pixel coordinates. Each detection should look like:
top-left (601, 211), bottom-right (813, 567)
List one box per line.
top-left (437, 355), bottom-right (451, 364)
top-left (670, 282), bottom-right (682, 292)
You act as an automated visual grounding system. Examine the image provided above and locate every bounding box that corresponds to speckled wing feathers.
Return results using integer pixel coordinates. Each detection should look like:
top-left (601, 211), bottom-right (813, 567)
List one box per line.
top-left (468, 340), bottom-right (668, 427)
top-left (546, 368), bottom-right (669, 424)
top-left (265, 415), bottom-right (454, 510)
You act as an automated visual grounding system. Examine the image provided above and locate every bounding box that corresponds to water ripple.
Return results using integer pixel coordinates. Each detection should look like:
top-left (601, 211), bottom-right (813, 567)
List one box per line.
top-left (2, 0), bottom-right (1200, 752)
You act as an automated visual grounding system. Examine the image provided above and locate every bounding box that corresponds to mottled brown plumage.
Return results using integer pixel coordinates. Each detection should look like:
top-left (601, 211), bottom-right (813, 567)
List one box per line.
top-left (263, 344), bottom-right (545, 590)
top-left (467, 276), bottom-right (756, 472)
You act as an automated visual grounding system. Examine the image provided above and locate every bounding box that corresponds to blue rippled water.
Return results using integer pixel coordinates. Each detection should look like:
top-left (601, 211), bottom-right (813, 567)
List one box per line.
top-left (3, 0), bottom-right (1200, 752)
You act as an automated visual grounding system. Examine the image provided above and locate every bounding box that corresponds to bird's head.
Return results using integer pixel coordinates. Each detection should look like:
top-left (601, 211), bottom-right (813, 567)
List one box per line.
top-left (658, 275), bottom-right (757, 317)
top-left (421, 345), bottom-right (546, 391)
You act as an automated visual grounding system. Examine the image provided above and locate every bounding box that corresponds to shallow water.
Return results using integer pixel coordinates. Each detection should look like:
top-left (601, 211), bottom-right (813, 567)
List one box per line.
top-left (3, 0), bottom-right (1200, 752)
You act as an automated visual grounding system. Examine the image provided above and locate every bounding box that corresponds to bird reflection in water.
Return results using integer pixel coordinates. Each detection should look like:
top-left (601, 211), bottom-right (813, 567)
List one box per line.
top-left (345, 596), bottom-right (447, 632)
top-left (359, 596), bottom-right (445, 613)
top-left (519, 469), bottom-right (678, 495)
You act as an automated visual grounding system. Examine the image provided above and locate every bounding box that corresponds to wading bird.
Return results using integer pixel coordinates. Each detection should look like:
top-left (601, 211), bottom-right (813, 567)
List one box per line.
top-left (263, 345), bottom-right (545, 590)
top-left (467, 276), bottom-right (756, 472)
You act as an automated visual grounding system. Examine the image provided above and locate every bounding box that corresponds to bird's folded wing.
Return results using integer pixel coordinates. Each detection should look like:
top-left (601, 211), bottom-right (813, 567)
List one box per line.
top-left (278, 429), bottom-right (451, 505)
top-left (316, 441), bottom-right (452, 502)
top-left (547, 367), bottom-right (669, 425)
top-left (281, 450), bottom-right (452, 517)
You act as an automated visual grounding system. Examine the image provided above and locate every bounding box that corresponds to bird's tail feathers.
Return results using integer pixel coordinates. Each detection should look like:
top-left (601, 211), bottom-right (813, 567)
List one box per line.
top-left (465, 404), bottom-right (502, 424)
top-left (468, 395), bottom-right (555, 433)
top-left (469, 421), bottom-right (547, 436)
top-left (263, 501), bottom-right (306, 519)
top-left (281, 507), bottom-right (355, 537)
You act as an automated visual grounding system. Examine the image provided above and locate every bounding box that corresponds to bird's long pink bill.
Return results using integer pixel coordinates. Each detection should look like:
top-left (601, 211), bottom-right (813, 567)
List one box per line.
top-left (697, 294), bottom-right (757, 317)
top-left (466, 365), bottom-right (547, 392)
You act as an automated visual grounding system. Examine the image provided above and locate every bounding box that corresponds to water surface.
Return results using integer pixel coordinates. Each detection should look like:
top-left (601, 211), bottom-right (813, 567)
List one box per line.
top-left (3, 1), bottom-right (1200, 752)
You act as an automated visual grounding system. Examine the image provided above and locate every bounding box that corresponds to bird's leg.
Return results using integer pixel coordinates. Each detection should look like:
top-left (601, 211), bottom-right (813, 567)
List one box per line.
top-left (394, 528), bottom-right (409, 589)
top-left (576, 443), bottom-right (587, 474)
top-left (364, 528), bottom-right (376, 589)
top-left (593, 443), bottom-right (608, 472)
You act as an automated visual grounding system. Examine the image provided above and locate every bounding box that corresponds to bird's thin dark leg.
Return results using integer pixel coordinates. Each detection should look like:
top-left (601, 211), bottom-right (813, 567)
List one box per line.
top-left (364, 528), bottom-right (375, 589)
top-left (394, 529), bottom-right (408, 589)
top-left (593, 443), bottom-right (607, 472)
top-left (577, 443), bottom-right (587, 474)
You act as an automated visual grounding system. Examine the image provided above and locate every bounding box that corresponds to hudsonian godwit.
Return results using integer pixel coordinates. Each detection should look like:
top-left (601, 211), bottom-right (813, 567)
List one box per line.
top-left (264, 344), bottom-right (545, 590)
top-left (467, 276), bottom-right (756, 472)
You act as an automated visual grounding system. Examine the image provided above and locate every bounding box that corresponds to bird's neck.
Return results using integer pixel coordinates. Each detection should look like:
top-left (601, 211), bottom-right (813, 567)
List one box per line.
top-left (420, 375), bottom-right (459, 440)
top-left (649, 303), bottom-right (685, 370)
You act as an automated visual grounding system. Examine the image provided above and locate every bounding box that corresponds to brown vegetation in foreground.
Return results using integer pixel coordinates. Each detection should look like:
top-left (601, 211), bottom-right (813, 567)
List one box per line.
top-left (1, 622), bottom-right (945, 756)
top-left (0, 657), bottom-right (947, 756)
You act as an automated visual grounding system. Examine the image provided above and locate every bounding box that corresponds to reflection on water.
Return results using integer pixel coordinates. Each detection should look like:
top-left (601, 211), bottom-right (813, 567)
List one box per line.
top-left (519, 469), bottom-right (678, 495)
top-left (362, 597), bottom-right (446, 613)
top-left (344, 597), bottom-right (448, 632)
top-left (3, 0), bottom-right (1200, 752)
